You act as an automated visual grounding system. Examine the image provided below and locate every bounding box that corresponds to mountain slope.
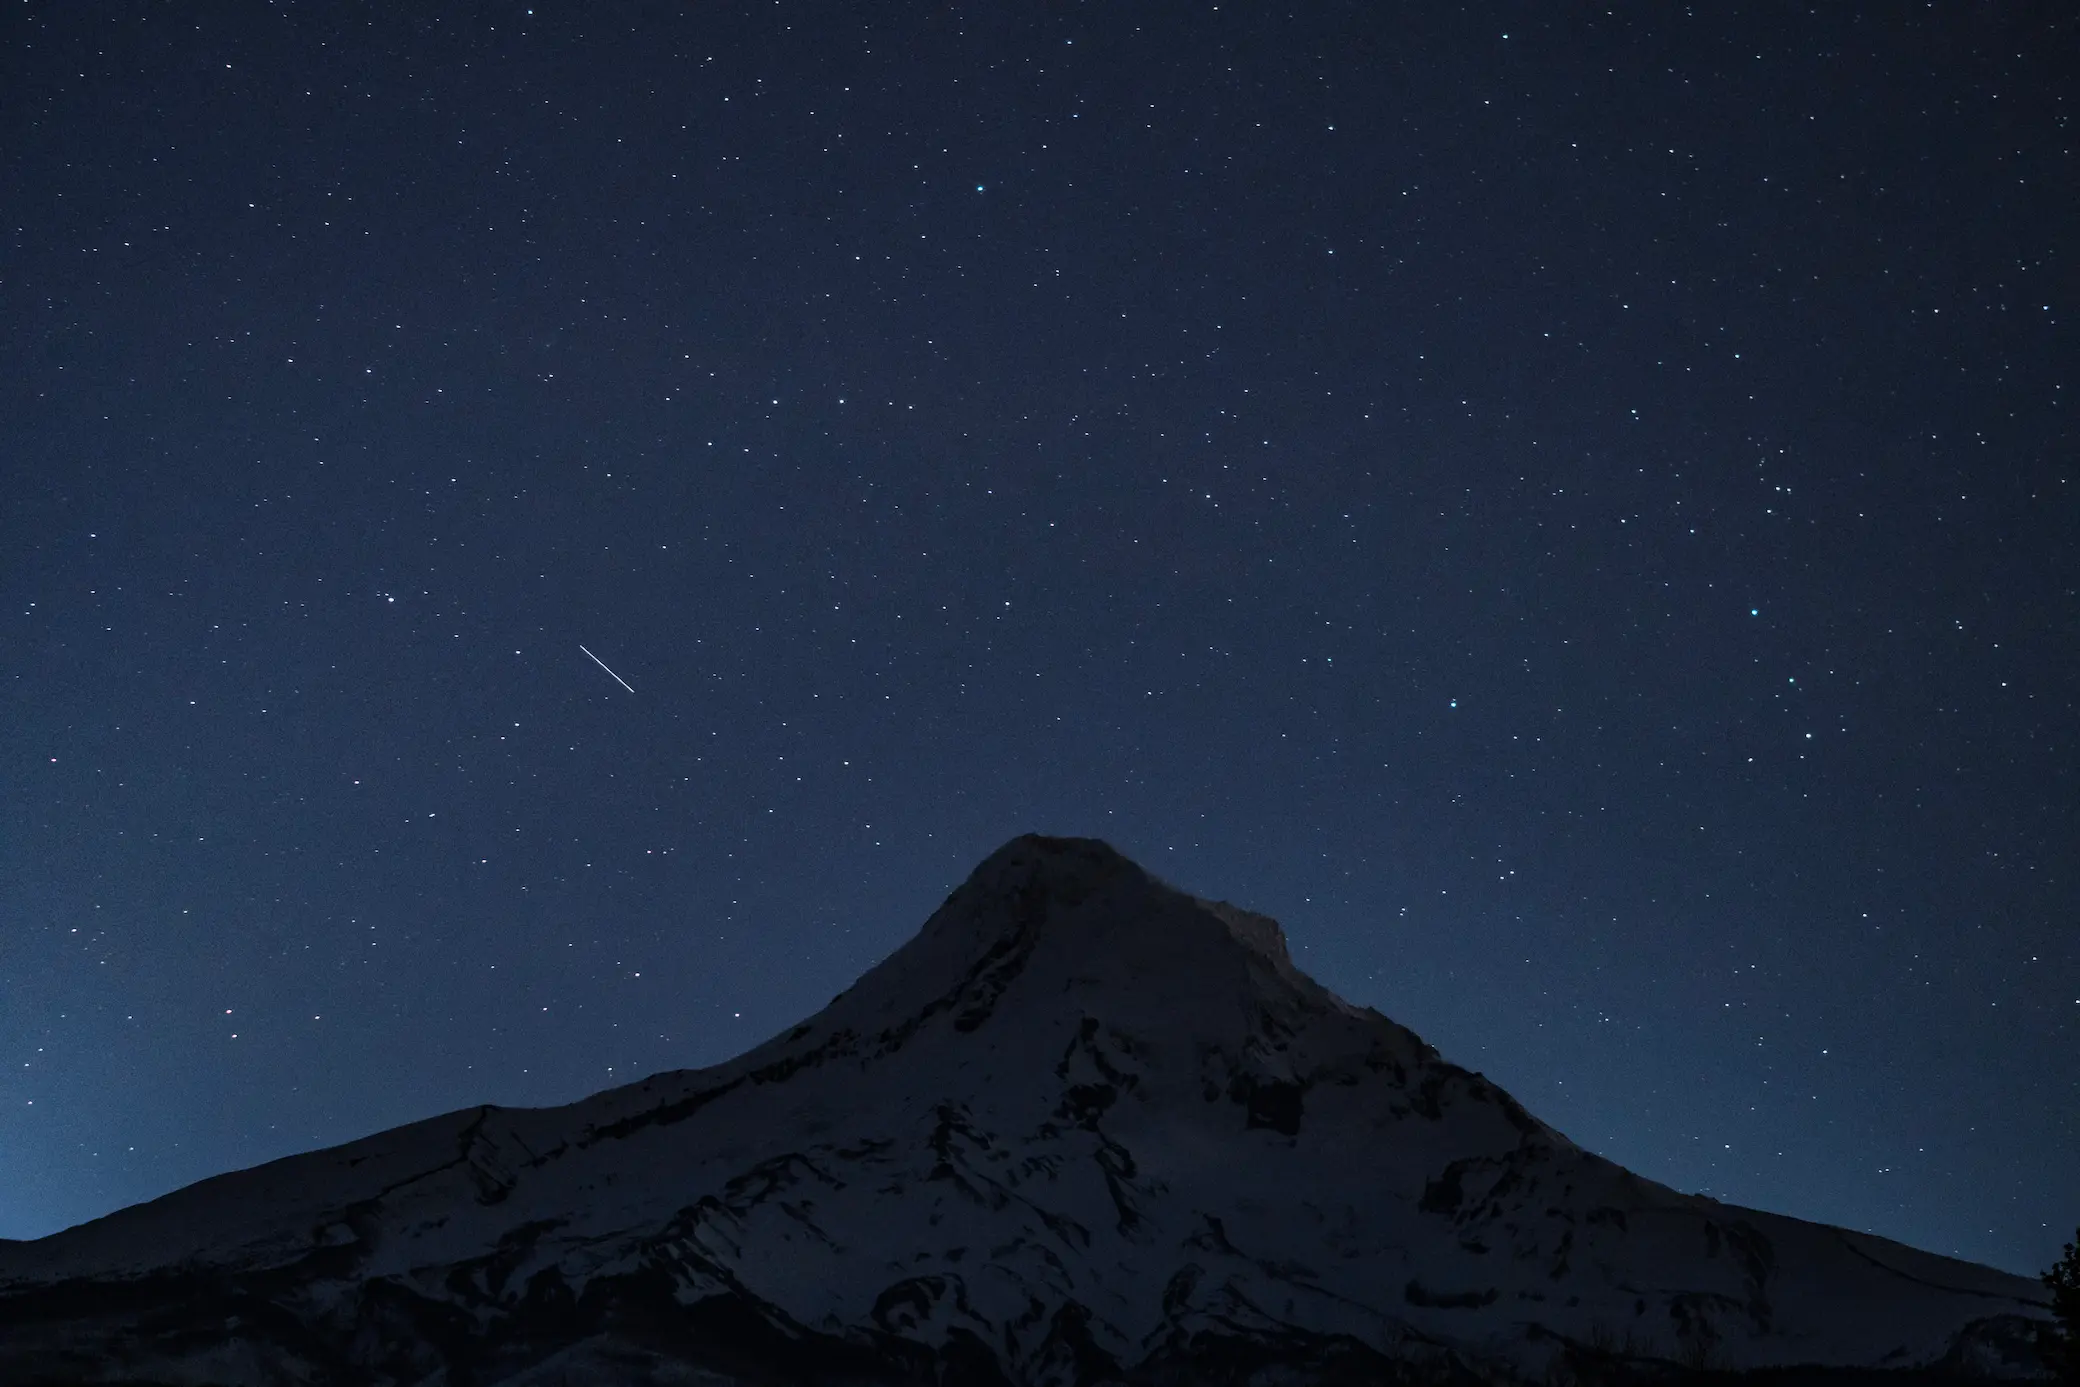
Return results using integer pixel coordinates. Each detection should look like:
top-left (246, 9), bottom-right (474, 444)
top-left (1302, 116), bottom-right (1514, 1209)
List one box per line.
top-left (0, 835), bottom-right (2052, 1386)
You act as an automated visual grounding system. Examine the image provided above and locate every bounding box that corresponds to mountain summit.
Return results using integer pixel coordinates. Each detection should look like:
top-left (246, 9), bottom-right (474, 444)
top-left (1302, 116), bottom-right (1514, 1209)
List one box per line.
top-left (0, 835), bottom-right (2051, 1385)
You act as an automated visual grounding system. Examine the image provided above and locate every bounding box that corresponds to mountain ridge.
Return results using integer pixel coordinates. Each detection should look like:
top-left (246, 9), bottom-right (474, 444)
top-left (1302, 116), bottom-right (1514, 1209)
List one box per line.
top-left (0, 834), bottom-right (2052, 1386)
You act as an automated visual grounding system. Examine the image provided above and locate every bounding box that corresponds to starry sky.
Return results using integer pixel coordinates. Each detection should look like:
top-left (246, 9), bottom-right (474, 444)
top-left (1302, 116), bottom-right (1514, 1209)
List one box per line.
top-left (3, 3), bottom-right (2074, 1275)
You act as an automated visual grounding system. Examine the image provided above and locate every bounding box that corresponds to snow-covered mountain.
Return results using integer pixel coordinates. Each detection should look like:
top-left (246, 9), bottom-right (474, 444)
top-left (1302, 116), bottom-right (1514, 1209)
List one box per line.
top-left (0, 835), bottom-right (2052, 1385)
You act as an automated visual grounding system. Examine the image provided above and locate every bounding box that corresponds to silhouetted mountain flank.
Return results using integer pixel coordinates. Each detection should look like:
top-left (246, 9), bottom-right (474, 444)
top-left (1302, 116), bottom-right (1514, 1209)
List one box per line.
top-left (0, 835), bottom-right (2052, 1385)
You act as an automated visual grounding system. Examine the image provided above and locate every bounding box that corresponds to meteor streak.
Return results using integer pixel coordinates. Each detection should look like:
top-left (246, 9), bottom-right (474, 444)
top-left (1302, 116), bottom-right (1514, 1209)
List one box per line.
top-left (579, 644), bottom-right (635, 693)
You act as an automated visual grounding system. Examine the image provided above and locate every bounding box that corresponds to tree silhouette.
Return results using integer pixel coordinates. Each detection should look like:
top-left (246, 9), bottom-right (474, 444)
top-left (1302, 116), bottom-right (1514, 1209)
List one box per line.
top-left (2045, 1228), bottom-right (2080, 1385)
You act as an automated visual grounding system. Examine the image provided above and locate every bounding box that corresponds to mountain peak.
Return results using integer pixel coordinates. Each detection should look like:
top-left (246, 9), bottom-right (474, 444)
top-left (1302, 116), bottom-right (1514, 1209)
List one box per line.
top-left (915, 832), bottom-right (1297, 976)
top-left (761, 833), bottom-right (1319, 1096)
top-left (0, 836), bottom-right (2051, 1387)
top-left (793, 833), bottom-right (1319, 1073)
top-left (966, 832), bottom-right (1140, 894)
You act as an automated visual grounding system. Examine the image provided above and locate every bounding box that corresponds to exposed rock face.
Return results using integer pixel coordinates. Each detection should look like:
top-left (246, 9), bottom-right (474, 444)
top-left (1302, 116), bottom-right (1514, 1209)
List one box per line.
top-left (0, 835), bottom-right (2052, 1385)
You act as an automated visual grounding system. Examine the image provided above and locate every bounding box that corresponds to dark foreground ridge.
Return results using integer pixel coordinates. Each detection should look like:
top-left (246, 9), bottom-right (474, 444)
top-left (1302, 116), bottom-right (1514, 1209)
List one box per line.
top-left (0, 835), bottom-right (2054, 1386)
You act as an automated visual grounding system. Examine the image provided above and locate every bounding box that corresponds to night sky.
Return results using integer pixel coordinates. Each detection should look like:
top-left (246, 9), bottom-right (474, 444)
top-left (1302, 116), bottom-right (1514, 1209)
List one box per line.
top-left (3, 3), bottom-right (2073, 1275)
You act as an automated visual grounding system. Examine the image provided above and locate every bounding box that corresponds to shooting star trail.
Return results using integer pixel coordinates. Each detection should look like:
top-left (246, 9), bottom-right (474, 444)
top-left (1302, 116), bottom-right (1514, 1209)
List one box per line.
top-left (579, 644), bottom-right (636, 694)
